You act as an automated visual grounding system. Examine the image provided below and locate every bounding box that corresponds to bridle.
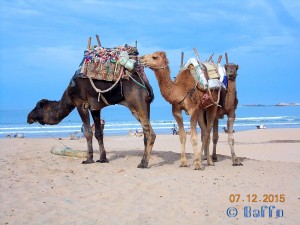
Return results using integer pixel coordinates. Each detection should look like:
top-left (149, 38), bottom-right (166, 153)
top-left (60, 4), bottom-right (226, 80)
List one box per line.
top-left (139, 61), bottom-right (168, 70)
top-left (143, 64), bottom-right (169, 70)
top-left (138, 56), bottom-right (169, 70)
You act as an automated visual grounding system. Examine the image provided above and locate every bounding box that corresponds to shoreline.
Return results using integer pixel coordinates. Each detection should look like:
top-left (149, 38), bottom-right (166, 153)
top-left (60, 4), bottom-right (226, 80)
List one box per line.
top-left (1, 105), bottom-right (300, 139)
top-left (3, 125), bottom-right (300, 139)
top-left (1, 128), bottom-right (299, 224)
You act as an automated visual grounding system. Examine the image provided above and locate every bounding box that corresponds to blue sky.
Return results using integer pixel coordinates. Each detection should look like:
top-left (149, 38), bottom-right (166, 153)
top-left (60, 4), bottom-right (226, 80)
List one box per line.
top-left (0, 0), bottom-right (300, 110)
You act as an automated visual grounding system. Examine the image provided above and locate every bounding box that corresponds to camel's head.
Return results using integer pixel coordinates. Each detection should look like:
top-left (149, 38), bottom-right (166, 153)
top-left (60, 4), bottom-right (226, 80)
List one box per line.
top-left (140, 52), bottom-right (169, 70)
top-left (225, 63), bottom-right (239, 81)
top-left (224, 53), bottom-right (239, 81)
top-left (27, 99), bottom-right (59, 125)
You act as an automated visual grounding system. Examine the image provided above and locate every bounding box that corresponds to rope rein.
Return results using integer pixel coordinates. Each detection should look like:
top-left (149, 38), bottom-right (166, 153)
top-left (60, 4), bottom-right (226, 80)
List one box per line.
top-left (142, 64), bottom-right (168, 70)
top-left (88, 64), bottom-right (150, 103)
top-left (178, 84), bottom-right (197, 104)
top-left (205, 88), bottom-right (221, 108)
top-left (88, 67), bottom-right (124, 104)
top-left (38, 124), bottom-right (70, 148)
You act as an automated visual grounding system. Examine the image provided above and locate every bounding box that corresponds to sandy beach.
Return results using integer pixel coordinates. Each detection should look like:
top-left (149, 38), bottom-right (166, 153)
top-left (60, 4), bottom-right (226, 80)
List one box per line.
top-left (0, 128), bottom-right (299, 225)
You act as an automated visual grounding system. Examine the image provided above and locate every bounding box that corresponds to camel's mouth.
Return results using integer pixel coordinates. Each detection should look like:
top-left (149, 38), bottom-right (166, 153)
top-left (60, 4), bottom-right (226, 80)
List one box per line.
top-left (138, 57), bottom-right (149, 67)
top-left (141, 63), bottom-right (150, 68)
top-left (27, 117), bottom-right (41, 125)
top-left (27, 119), bottom-right (34, 124)
top-left (27, 114), bottom-right (35, 124)
top-left (139, 53), bottom-right (168, 70)
top-left (27, 115), bottom-right (45, 125)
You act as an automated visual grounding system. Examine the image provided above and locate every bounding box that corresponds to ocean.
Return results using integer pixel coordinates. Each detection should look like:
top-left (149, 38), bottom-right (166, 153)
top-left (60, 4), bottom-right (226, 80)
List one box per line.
top-left (0, 105), bottom-right (299, 138)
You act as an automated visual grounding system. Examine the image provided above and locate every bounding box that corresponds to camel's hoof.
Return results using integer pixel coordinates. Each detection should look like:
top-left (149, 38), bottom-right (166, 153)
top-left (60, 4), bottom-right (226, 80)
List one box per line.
top-left (179, 164), bottom-right (188, 168)
top-left (207, 162), bottom-right (215, 166)
top-left (137, 160), bottom-right (148, 169)
top-left (96, 158), bottom-right (109, 163)
top-left (233, 162), bottom-right (243, 166)
top-left (212, 156), bottom-right (218, 162)
top-left (194, 165), bottom-right (205, 170)
top-left (137, 164), bottom-right (148, 169)
top-left (82, 159), bottom-right (95, 164)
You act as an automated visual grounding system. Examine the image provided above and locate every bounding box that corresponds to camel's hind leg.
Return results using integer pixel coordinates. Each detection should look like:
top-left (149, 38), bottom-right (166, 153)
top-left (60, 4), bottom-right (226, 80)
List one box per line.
top-left (91, 110), bottom-right (108, 163)
top-left (227, 112), bottom-right (243, 166)
top-left (212, 117), bottom-right (219, 162)
top-left (172, 106), bottom-right (188, 167)
top-left (200, 105), bottom-right (218, 167)
top-left (198, 111), bottom-right (208, 161)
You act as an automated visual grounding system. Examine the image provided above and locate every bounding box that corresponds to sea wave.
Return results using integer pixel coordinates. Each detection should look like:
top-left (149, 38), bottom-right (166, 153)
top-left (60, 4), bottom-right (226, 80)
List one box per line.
top-left (1, 110), bottom-right (300, 138)
top-left (235, 116), bottom-right (294, 121)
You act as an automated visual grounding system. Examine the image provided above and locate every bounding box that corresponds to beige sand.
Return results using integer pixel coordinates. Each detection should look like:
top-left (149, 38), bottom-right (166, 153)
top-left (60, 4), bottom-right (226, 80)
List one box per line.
top-left (0, 128), bottom-right (299, 225)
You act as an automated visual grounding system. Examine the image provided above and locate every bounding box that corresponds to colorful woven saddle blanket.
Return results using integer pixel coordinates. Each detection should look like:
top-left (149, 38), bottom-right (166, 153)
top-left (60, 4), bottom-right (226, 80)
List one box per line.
top-left (78, 45), bottom-right (138, 81)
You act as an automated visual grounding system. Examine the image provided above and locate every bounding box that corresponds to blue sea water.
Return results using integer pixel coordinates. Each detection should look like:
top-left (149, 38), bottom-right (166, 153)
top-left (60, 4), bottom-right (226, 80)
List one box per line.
top-left (0, 105), bottom-right (299, 138)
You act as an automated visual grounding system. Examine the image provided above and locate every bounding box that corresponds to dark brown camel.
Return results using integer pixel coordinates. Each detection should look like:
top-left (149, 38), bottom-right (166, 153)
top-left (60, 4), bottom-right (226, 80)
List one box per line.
top-left (27, 69), bottom-right (156, 168)
top-left (210, 53), bottom-right (242, 166)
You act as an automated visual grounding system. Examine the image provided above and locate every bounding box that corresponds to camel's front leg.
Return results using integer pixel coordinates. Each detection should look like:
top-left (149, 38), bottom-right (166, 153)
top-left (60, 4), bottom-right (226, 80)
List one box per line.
top-left (189, 110), bottom-right (203, 170)
top-left (227, 113), bottom-right (243, 166)
top-left (198, 110), bottom-right (209, 161)
top-left (77, 107), bottom-right (95, 164)
top-left (173, 107), bottom-right (188, 167)
top-left (91, 110), bottom-right (108, 163)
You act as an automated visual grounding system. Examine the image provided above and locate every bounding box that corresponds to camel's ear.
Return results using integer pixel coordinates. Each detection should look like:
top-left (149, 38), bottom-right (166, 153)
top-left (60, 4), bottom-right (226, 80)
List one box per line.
top-left (37, 99), bottom-right (48, 108)
top-left (236, 65), bottom-right (239, 70)
top-left (159, 52), bottom-right (166, 58)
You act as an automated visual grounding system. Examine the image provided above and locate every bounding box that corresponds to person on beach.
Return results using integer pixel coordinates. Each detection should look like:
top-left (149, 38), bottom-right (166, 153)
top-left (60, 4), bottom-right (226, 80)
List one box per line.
top-left (101, 119), bottom-right (105, 130)
top-left (172, 124), bottom-right (178, 135)
top-left (81, 119), bottom-right (105, 133)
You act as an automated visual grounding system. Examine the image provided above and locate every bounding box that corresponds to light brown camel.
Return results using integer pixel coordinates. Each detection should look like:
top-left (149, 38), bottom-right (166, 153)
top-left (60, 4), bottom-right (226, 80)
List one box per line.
top-left (140, 51), bottom-right (220, 170)
top-left (210, 53), bottom-right (242, 166)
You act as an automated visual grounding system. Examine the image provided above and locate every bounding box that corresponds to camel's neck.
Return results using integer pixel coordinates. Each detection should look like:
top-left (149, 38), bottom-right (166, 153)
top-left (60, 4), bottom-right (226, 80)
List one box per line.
top-left (154, 67), bottom-right (180, 103)
top-left (49, 90), bottom-right (75, 124)
top-left (224, 80), bottom-right (236, 110)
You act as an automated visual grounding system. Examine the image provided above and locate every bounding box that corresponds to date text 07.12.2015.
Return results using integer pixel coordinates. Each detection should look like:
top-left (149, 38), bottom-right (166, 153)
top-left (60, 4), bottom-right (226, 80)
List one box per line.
top-left (229, 194), bottom-right (285, 203)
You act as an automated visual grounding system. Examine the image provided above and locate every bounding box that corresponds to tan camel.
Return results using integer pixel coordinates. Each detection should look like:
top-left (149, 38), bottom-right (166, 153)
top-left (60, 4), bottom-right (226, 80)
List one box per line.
top-left (140, 51), bottom-right (220, 170)
top-left (210, 53), bottom-right (243, 166)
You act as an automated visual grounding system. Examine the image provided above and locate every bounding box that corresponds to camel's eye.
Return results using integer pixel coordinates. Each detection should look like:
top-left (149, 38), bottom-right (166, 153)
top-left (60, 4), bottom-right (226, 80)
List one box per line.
top-left (152, 56), bottom-right (158, 60)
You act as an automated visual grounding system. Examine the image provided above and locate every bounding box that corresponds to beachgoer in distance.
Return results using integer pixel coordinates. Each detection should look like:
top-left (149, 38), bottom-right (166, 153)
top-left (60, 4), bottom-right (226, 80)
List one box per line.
top-left (81, 119), bottom-right (105, 133)
top-left (172, 124), bottom-right (178, 135)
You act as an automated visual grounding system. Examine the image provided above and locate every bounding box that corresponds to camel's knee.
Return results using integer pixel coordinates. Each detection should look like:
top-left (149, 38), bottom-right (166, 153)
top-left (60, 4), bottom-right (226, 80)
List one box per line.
top-left (228, 137), bottom-right (234, 146)
top-left (84, 132), bottom-right (93, 140)
top-left (179, 135), bottom-right (187, 144)
top-left (150, 132), bottom-right (156, 143)
top-left (190, 136), bottom-right (198, 147)
top-left (213, 138), bottom-right (218, 145)
top-left (201, 132), bottom-right (210, 143)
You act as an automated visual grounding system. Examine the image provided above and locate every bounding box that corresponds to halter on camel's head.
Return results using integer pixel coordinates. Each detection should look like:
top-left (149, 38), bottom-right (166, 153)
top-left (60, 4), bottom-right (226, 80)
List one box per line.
top-left (139, 51), bottom-right (169, 70)
top-left (225, 53), bottom-right (239, 81)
